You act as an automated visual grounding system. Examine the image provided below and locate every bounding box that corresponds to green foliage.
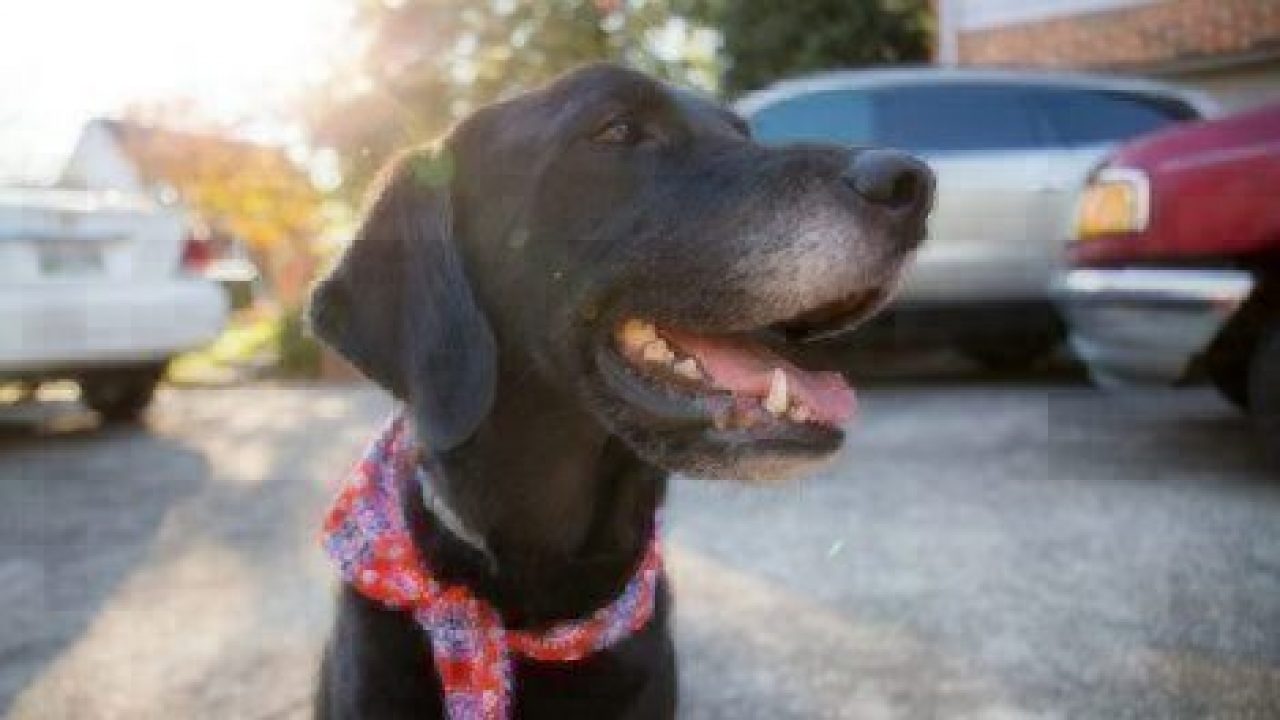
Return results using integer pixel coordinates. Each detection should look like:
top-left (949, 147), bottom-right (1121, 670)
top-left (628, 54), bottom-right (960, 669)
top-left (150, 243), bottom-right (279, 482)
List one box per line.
top-left (168, 309), bottom-right (323, 384)
top-left (682, 0), bottom-right (933, 96)
top-left (167, 314), bottom-right (280, 385)
top-left (307, 0), bottom-right (932, 197)
top-left (276, 308), bottom-right (322, 378)
top-left (307, 0), bottom-right (720, 199)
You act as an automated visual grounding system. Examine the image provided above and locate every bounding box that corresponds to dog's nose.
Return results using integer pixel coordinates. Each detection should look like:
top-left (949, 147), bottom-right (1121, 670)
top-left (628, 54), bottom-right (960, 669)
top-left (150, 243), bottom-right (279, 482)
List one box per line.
top-left (843, 149), bottom-right (934, 218)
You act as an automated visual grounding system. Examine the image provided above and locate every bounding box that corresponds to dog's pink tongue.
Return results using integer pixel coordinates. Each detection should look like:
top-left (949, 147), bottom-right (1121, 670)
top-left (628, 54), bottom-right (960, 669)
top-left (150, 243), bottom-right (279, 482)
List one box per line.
top-left (661, 328), bottom-right (856, 425)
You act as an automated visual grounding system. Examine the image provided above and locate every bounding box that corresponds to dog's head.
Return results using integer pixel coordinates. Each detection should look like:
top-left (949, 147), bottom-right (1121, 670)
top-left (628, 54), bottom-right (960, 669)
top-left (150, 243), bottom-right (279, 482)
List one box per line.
top-left (310, 64), bottom-right (933, 482)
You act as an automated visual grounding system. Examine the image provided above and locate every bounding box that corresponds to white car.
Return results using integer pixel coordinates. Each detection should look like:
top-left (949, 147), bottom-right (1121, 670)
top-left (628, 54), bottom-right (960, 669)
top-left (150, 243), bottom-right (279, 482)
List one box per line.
top-left (0, 188), bottom-right (228, 419)
top-left (737, 68), bottom-right (1219, 369)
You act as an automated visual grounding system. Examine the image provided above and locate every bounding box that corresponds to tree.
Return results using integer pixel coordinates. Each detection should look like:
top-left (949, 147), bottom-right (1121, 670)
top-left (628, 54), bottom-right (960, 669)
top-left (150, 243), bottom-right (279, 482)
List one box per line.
top-left (114, 106), bottom-right (326, 307)
top-left (687, 0), bottom-right (933, 96)
top-left (306, 0), bottom-right (931, 196)
top-left (306, 0), bottom-right (719, 199)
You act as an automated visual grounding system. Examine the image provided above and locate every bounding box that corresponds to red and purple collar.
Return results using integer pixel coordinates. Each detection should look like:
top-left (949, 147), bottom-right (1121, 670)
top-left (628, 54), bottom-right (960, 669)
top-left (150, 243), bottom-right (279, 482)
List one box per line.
top-left (322, 414), bottom-right (663, 720)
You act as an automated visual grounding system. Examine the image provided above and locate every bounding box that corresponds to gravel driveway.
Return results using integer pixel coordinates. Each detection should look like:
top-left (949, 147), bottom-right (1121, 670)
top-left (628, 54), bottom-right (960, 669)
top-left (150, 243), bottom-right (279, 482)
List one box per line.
top-left (1, 375), bottom-right (1277, 718)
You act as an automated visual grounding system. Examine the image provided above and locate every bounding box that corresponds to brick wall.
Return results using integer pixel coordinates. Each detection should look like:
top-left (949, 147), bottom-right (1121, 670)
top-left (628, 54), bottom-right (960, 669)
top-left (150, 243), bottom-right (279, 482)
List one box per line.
top-left (958, 0), bottom-right (1280, 70)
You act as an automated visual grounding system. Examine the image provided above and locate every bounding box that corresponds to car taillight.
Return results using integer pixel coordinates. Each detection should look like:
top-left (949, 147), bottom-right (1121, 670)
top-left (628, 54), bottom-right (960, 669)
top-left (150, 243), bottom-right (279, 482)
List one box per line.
top-left (1076, 167), bottom-right (1150, 239)
top-left (180, 231), bottom-right (212, 273)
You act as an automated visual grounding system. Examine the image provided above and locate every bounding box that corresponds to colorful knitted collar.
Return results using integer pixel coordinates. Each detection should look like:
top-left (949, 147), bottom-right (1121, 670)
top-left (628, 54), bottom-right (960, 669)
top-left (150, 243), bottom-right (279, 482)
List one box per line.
top-left (322, 414), bottom-right (663, 720)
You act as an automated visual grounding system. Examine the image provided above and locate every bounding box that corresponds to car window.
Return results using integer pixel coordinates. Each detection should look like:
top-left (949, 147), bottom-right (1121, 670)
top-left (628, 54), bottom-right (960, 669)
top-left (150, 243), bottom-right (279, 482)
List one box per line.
top-left (1033, 88), bottom-right (1201, 147)
top-left (748, 89), bottom-right (874, 146)
top-left (873, 83), bottom-right (1045, 155)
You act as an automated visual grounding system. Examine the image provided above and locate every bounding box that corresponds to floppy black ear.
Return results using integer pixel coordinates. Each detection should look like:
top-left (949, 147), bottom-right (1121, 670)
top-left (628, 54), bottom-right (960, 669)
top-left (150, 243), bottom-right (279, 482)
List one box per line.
top-left (309, 146), bottom-right (496, 451)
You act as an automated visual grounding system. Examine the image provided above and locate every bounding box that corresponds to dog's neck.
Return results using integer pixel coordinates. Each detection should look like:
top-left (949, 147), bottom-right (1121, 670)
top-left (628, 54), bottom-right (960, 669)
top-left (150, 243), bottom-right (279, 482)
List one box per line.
top-left (411, 368), bottom-right (667, 628)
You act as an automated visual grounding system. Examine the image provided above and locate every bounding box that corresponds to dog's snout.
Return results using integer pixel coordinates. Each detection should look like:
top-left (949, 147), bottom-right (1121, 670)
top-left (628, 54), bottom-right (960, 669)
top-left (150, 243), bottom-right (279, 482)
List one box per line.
top-left (843, 149), bottom-right (934, 219)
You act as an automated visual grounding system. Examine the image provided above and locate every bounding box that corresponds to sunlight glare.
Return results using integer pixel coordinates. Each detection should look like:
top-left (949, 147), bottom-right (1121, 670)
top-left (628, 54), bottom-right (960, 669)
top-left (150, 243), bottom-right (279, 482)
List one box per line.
top-left (0, 0), bottom-right (353, 182)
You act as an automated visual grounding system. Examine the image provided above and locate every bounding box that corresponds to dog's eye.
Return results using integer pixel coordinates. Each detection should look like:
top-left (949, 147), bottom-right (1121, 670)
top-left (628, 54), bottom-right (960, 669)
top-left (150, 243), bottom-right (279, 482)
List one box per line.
top-left (592, 119), bottom-right (643, 146)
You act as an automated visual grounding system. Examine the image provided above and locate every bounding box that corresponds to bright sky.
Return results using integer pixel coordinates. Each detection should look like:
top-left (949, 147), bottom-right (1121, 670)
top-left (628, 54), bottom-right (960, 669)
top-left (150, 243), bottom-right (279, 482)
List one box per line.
top-left (0, 0), bottom-right (354, 184)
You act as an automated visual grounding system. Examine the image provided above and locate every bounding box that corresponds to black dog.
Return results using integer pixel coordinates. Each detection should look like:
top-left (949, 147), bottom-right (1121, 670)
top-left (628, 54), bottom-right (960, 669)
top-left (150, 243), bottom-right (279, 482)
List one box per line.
top-left (309, 63), bottom-right (933, 719)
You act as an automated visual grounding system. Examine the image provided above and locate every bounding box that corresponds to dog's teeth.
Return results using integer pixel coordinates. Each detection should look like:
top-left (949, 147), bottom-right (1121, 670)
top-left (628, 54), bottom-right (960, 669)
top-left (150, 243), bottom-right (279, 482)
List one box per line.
top-left (788, 404), bottom-right (811, 423)
top-left (641, 339), bottom-right (674, 365)
top-left (673, 357), bottom-right (702, 381)
top-left (764, 369), bottom-right (788, 416)
top-left (620, 319), bottom-right (658, 351)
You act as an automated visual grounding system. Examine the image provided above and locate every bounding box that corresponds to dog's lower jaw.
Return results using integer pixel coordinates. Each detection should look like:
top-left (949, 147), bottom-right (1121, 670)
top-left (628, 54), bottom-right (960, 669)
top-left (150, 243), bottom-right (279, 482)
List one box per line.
top-left (681, 450), bottom-right (840, 484)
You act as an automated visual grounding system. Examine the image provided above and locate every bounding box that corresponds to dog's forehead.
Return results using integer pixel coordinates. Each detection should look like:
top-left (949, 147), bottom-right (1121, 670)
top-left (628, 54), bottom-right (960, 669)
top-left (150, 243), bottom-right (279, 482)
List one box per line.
top-left (534, 64), bottom-right (735, 130)
top-left (456, 65), bottom-right (661, 148)
top-left (546, 63), bottom-right (669, 107)
top-left (459, 64), bottom-right (743, 152)
top-left (672, 87), bottom-right (748, 136)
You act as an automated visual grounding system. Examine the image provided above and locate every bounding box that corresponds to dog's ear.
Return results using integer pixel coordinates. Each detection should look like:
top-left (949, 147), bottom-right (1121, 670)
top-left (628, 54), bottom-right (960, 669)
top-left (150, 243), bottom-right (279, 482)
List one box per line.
top-left (309, 145), bottom-right (496, 451)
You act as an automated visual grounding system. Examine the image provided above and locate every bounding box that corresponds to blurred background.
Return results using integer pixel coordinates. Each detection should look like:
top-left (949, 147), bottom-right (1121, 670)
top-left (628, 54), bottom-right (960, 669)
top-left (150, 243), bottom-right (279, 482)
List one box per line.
top-left (2, 1), bottom-right (1278, 718)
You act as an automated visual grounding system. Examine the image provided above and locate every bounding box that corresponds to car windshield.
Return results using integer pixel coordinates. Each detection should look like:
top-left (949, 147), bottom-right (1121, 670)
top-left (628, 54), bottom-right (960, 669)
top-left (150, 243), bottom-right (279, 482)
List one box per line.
top-left (748, 88), bottom-right (875, 146)
top-left (1033, 88), bottom-right (1201, 146)
top-left (748, 81), bottom-right (1201, 155)
top-left (873, 83), bottom-right (1044, 155)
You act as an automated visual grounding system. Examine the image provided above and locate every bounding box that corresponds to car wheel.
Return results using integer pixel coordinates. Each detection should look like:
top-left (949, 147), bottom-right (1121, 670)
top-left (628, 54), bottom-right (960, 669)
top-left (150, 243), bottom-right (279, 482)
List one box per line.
top-left (1248, 324), bottom-right (1280, 459)
top-left (80, 365), bottom-right (164, 422)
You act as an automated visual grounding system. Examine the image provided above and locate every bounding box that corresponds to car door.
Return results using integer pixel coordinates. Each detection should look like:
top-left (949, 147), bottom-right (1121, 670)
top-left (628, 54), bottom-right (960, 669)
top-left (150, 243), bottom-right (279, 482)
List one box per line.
top-left (871, 83), bottom-right (1054, 307)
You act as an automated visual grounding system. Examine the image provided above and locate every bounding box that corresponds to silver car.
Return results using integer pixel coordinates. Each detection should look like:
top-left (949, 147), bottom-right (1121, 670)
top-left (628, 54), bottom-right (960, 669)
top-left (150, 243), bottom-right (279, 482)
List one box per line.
top-left (737, 68), bottom-right (1218, 369)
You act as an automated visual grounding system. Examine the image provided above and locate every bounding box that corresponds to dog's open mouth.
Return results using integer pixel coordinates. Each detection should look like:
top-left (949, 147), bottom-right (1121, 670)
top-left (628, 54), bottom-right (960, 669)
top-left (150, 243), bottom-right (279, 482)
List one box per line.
top-left (596, 288), bottom-right (888, 439)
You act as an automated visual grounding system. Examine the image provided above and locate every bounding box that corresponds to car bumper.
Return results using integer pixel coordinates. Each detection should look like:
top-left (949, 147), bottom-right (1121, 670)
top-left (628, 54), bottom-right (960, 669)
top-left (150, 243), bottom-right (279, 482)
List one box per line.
top-left (0, 278), bottom-right (228, 375)
top-left (1053, 268), bottom-right (1255, 386)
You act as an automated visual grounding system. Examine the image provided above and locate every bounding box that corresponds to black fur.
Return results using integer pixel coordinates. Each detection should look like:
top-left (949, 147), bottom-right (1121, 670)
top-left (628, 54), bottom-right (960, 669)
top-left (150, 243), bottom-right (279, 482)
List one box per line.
top-left (309, 152), bottom-right (497, 451)
top-left (310, 63), bottom-right (932, 718)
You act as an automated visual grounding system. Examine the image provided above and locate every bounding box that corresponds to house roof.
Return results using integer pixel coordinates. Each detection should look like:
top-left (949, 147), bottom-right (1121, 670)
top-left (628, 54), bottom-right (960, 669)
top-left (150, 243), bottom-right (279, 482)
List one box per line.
top-left (94, 118), bottom-right (311, 190)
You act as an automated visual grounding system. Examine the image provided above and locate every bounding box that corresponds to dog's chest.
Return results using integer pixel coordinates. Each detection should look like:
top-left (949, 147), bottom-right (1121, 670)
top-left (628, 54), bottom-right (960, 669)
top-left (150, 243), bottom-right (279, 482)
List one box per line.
top-left (322, 584), bottom-right (676, 719)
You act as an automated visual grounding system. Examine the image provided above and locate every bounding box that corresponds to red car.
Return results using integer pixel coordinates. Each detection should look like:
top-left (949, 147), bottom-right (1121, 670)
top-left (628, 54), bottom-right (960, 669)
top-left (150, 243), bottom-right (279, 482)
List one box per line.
top-left (1055, 102), bottom-right (1280, 447)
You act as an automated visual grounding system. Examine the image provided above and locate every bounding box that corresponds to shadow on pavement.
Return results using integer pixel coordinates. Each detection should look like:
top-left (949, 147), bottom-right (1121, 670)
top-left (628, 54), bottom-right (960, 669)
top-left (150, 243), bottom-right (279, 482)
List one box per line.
top-left (0, 402), bottom-right (207, 716)
top-left (1, 383), bottom-right (392, 719)
top-left (1, 374), bottom-right (1272, 718)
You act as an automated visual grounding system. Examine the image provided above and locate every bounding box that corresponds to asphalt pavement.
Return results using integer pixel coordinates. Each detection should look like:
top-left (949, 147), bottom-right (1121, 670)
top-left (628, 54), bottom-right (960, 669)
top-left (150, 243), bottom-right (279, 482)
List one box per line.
top-left (1, 365), bottom-right (1277, 719)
